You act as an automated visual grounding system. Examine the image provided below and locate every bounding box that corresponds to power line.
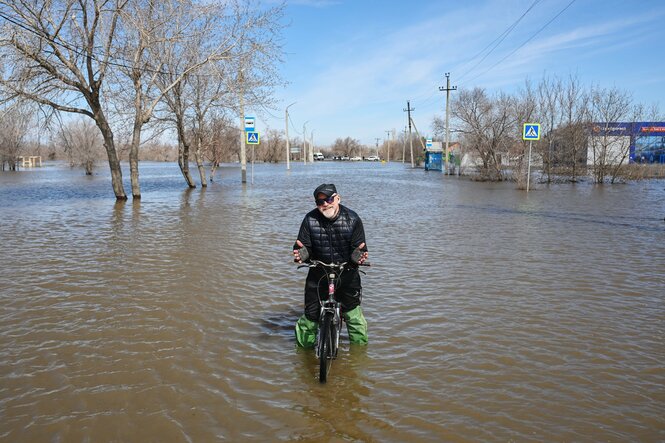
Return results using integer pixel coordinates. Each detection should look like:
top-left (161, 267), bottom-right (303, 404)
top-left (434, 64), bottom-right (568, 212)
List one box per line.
top-left (461, 0), bottom-right (577, 86)
top-left (0, 10), bottom-right (232, 79)
top-left (411, 0), bottom-right (568, 110)
top-left (456, 0), bottom-right (542, 82)
top-left (403, 0), bottom-right (543, 110)
top-left (0, 11), bottom-right (168, 76)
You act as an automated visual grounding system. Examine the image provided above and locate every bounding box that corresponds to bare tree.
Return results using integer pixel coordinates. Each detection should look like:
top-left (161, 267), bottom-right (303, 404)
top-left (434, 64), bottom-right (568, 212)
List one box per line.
top-left (537, 75), bottom-right (563, 183)
top-left (588, 86), bottom-right (636, 183)
top-left (203, 114), bottom-right (238, 180)
top-left (57, 118), bottom-right (104, 174)
top-left (557, 75), bottom-right (589, 182)
top-left (452, 88), bottom-right (515, 181)
top-left (188, 63), bottom-right (234, 187)
top-left (513, 80), bottom-right (538, 189)
top-left (331, 137), bottom-right (362, 158)
top-left (261, 128), bottom-right (284, 163)
top-left (113, 0), bottom-right (213, 198)
top-left (0, 102), bottom-right (32, 170)
top-left (141, 141), bottom-right (177, 161)
top-left (0, 0), bottom-right (129, 199)
top-left (156, 0), bottom-right (284, 188)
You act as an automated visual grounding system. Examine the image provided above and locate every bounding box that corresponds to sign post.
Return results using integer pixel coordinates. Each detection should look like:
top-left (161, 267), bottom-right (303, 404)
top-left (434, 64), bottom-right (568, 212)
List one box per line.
top-left (246, 129), bottom-right (259, 184)
top-left (522, 123), bottom-right (541, 192)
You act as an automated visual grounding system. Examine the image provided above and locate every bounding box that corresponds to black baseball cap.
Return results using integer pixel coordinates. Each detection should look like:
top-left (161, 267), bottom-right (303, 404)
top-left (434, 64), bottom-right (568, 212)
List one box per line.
top-left (313, 183), bottom-right (337, 198)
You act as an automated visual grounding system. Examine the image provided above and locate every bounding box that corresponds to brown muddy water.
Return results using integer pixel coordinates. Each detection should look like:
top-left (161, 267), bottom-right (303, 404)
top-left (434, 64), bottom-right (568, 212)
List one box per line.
top-left (1, 161), bottom-right (664, 442)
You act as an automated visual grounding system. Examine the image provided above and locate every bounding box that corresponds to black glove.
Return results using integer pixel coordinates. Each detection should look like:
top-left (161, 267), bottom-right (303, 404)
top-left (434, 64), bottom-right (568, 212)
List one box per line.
top-left (297, 246), bottom-right (310, 262)
top-left (350, 246), bottom-right (364, 264)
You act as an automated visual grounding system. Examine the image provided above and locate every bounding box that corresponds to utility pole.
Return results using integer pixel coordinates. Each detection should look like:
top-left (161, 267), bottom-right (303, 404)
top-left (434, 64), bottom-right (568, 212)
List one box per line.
top-left (404, 100), bottom-right (415, 168)
top-left (402, 127), bottom-right (408, 163)
top-left (439, 73), bottom-right (457, 175)
top-left (239, 68), bottom-right (247, 183)
top-left (303, 121), bottom-right (308, 165)
top-left (285, 102), bottom-right (296, 170)
top-left (310, 131), bottom-right (314, 163)
top-left (385, 130), bottom-right (391, 161)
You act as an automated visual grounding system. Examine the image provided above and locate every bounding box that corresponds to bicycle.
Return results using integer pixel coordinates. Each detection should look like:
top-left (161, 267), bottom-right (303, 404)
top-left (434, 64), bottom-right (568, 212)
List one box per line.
top-left (298, 259), bottom-right (369, 383)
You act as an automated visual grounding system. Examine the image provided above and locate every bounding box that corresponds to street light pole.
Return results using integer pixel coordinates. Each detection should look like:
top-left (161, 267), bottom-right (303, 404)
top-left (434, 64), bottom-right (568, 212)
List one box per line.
top-left (239, 68), bottom-right (247, 184)
top-left (285, 102), bottom-right (296, 170)
top-left (310, 130), bottom-right (314, 163)
top-left (303, 121), bottom-right (309, 165)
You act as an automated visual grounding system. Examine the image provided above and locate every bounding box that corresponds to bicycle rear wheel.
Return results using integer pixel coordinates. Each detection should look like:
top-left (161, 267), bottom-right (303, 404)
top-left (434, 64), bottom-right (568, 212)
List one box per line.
top-left (319, 312), bottom-right (334, 383)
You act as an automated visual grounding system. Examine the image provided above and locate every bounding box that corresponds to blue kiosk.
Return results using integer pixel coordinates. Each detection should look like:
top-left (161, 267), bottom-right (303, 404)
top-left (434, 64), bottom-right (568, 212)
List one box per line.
top-left (424, 141), bottom-right (443, 171)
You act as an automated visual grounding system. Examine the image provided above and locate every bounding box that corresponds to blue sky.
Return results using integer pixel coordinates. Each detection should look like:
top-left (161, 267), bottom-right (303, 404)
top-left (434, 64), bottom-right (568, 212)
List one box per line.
top-left (257, 0), bottom-right (665, 147)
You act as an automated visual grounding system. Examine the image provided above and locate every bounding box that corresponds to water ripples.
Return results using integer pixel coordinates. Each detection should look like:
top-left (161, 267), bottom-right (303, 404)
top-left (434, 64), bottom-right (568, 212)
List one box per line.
top-left (1, 162), bottom-right (664, 441)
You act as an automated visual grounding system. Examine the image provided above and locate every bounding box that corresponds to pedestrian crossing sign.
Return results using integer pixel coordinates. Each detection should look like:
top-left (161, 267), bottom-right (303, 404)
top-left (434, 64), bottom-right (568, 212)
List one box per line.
top-left (523, 123), bottom-right (541, 140)
top-left (246, 131), bottom-right (260, 145)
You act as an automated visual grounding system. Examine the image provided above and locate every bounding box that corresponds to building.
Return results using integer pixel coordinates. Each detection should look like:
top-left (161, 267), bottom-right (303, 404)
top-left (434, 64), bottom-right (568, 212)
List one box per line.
top-left (590, 122), bottom-right (665, 164)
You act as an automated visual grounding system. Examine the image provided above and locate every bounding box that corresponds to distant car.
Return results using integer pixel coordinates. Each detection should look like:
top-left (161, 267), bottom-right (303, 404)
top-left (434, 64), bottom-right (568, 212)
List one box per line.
top-left (313, 152), bottom-right (325, 161)
top-left (340, 156), bottom-right (350, 161)
top-left (350, 156), bottom-right (362, 161)
top-left (366, 155), bottom-right (380, 161)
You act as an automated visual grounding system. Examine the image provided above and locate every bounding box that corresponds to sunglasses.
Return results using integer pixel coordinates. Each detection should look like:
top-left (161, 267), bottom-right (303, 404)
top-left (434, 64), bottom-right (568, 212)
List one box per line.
top-left (315, 195), bottom-right (336, 206)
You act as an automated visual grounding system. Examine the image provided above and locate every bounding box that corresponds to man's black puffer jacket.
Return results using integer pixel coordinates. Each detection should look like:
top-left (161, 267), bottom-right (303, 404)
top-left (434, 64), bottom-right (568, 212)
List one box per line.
top-left (296, 204), bottom-right (366, 264)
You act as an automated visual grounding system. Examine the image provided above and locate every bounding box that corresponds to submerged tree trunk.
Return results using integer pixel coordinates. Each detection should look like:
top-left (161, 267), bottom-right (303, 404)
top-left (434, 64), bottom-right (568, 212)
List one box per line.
top-left (210, 162), bottom-right (219, 182)
top-left (129, 118), bottom-right (142, 199)
top-left (195, 133), bottom-right (207, 187)
top-left (95, 109), bottom-right (127, 200)
top-left (176, 115), bottom-right (196, 188)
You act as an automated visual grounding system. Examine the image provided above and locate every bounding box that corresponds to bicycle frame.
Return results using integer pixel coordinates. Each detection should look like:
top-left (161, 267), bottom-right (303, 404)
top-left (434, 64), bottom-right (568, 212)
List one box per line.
top-left (297, 259), bottom-right (369, 383)
top-left (297, 260), bottom-right (346, 383)
top-left (317, 266), bottom-right (342, 359)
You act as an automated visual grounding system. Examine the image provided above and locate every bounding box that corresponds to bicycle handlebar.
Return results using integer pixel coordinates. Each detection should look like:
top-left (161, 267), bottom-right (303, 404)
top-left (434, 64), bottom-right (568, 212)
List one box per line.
top-left (297, 259), bottom-right (371, 270)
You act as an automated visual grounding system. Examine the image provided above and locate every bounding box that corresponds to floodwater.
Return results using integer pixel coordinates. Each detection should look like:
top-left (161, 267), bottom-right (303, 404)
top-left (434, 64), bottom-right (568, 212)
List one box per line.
top-left (1, 161), bottom-right (664, 442)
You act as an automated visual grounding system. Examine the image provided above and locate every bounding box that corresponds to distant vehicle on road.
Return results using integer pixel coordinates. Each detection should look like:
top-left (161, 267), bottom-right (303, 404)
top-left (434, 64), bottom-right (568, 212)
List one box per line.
top-left (340, 156), bottom-right (350, 161)
top-left (313, 152), bottom-right (325, 161)
top-left (350, 156), bottom-right (362, 161)
top-left (366, 155), bottom-right (380, 161)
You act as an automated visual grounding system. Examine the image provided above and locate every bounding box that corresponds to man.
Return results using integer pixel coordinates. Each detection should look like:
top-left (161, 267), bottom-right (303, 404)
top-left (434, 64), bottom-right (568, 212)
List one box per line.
top-left (293, 183), bottom-right (369, 348)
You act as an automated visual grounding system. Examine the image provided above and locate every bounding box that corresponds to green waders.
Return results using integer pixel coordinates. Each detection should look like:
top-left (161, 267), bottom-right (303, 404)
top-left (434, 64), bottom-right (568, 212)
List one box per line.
top-left (295, 306), bottom-right (368, 348)
top-left (343, 306), bottom-right (368, 345)
top-left (295, 315), bottom-right (318, 348)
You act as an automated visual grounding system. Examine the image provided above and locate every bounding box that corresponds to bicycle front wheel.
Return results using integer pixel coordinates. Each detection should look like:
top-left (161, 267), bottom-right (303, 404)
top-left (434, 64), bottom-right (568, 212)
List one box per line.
top-left (319, 312), bottom-right (334, 383)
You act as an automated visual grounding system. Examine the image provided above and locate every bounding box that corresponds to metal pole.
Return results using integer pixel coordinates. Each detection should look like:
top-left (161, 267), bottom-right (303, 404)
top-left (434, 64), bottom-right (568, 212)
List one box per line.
top-left (409, 119), bottom-right (414, 168)
top-left (403, 101), bottom-right (415, 168)
top-left (239, 69), bottom-right (247, 184)
top-left (439, 72), bottom-right (457, 175)
top-left (445, 74), bottom-right (451, 174)
top-left (527, 140), bottom-right (532, 192)
top-left (402, 127), bottom-right (407, 163)
top-left (303, 121), bottom-right (308, 165)
top-left (285, 102), bottom-right (296, 170)
top-left (309, 130), bottom-right (314, 163)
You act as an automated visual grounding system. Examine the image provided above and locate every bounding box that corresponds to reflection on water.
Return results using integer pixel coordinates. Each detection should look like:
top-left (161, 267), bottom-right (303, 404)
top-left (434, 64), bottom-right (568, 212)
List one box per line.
top-left (1, 162), bottom-right (664, 441)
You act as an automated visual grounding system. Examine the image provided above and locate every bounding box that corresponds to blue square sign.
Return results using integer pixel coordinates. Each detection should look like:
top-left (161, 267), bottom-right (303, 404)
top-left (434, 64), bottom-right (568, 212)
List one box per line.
top-left (523, 123), bottom-right (541, 140)
top-left (246, 131), bottom-right (260, 145)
